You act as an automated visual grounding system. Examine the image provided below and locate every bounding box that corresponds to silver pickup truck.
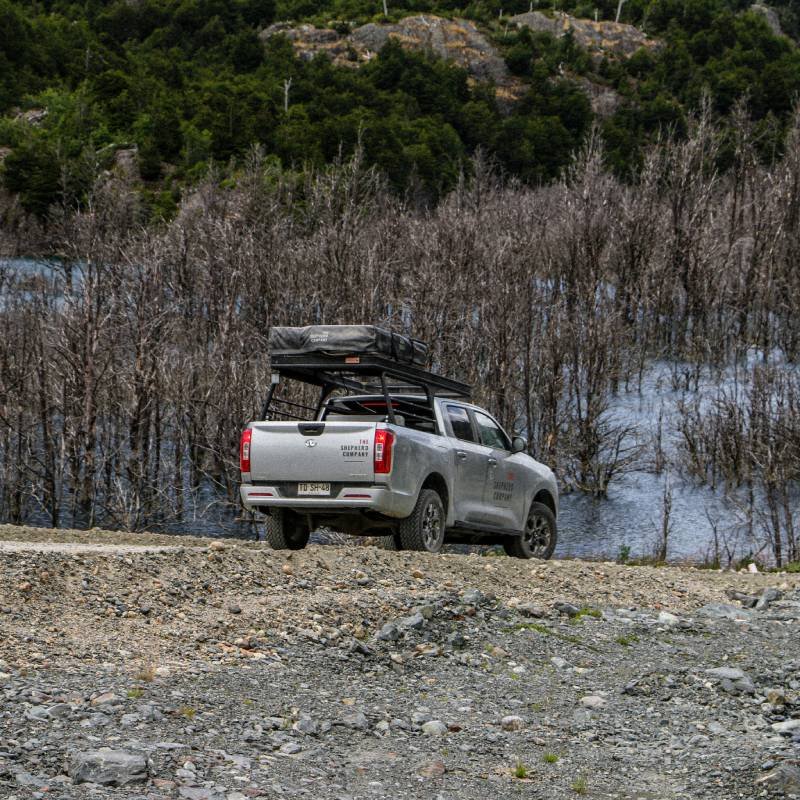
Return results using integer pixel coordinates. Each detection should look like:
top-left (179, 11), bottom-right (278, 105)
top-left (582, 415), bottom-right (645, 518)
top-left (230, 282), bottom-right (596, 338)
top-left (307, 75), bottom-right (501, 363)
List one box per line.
top-left (240, 325), bottom-right (558, 558)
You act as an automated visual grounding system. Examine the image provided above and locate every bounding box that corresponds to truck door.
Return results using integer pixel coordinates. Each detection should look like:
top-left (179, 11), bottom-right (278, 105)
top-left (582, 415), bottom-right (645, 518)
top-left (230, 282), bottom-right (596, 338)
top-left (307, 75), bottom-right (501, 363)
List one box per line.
top-left (471, 410), bottom-right (522, 532)
top-left (444, 404), bottom-right (492, 525)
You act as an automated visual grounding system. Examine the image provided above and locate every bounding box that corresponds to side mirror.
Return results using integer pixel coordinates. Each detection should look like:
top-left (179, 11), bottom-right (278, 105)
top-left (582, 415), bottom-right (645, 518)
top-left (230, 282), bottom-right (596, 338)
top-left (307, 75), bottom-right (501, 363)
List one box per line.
top-left (511, 436), bottom-right (527, 454)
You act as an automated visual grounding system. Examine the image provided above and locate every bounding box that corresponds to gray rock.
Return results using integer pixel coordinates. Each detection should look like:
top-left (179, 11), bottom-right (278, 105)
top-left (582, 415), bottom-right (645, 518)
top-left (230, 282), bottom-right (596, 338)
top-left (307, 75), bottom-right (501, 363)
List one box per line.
top-left (771, 719), bottom-right (800, 734)
top-left (414, 604), bottom-right (436, 620)
top-left (292, 716), bottom-right (319, 736)
top-left (705, 667), bottom-right (747, 681)
top-left (461, 588), bottom-right (485, 606)
top-left (376, 622), bottom-right (401, 641)
top-left (696, 603), bottom-right (753, 622)
top-left (517, 602), bottom-right (545, 618)
top-left (657, 611), bottom-right (680, 626)
top-left (69, 749), bottom-right (148, 786)
top-left (551, 656), bottom-right (569, 669)
top-left (579, 695), bottom-right (606, 709)
top-left (554, 602), bottom-right (580, 617)
top-left (399, 612), bottom-right (425, 630)
top-left (755, 763), bottom-right (800, 792)
top-left (279, 742), bottom-right (302, 755)
top-left (411, 710), bottom-right (431, 726)
top-left (751, 4), bottom-right (783, 37)
top-left (446, 631), bottom-right (466, 649)
top-left (421, 720), bottom-right (448, 736)
top-left (500, 715), bottom-right (524, 731)
top-left (755, 587), bottom-right (783, 610)
top-left (340, 711), bottom-right (369, 731)
top-left (178, 788), bottom-right (219, 800)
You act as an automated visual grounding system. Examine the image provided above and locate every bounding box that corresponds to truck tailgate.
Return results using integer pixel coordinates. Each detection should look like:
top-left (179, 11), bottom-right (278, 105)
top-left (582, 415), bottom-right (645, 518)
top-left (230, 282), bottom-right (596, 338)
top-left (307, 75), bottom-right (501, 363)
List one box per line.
top-left (248, 421), bottom-right (378, 482)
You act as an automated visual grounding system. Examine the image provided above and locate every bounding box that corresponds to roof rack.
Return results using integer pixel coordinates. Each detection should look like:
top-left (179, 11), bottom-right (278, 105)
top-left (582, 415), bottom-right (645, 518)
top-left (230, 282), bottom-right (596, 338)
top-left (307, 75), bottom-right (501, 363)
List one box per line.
top-left (261, 353), bottom-right (472, 426)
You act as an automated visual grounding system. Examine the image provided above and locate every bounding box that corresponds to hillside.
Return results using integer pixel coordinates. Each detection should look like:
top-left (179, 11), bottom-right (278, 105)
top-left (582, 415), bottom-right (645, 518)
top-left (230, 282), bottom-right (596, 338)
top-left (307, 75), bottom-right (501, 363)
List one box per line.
top-left (0, 0), bottom-right (799, 218)
top-left (0, 524), bottom-right (799, 798)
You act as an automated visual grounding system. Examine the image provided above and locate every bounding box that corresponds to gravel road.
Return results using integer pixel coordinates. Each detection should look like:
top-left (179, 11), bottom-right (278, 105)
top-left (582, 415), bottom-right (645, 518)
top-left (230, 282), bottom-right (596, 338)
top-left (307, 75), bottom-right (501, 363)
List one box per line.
top-left (0, 525), bottom-right (798, 799)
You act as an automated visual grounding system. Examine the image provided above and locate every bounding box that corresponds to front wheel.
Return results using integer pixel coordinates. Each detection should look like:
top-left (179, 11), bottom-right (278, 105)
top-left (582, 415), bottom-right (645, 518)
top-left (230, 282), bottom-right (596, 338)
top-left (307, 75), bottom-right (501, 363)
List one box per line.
top-left (398, 489), bottom-right (445, 553)
top-left (503, 501), bottom-right (557, 560)
top-left (263, 510), bottom-right (310, 551)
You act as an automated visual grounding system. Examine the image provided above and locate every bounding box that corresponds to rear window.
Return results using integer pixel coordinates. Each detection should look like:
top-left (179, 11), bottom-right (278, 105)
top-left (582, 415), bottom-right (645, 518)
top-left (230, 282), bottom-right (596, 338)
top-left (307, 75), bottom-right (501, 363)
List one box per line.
top-left (323, 397), bottom-right (437, 434)
top-left (446, 405), bottom-right (475, 442)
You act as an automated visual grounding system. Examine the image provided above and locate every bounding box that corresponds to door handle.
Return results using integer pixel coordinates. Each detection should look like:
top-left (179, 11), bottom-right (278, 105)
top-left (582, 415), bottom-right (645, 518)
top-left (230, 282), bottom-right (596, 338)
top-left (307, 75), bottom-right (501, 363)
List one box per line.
top-left (487, 457), bottom-right (498, 466)
top-left (456, 451), bottom-right (468, 461)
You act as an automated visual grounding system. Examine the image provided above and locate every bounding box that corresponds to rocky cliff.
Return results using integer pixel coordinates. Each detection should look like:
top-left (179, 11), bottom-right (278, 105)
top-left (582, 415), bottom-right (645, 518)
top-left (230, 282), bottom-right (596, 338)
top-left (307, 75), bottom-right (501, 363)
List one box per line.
top-left (262, 16), bottom-right (510, 83)
top-left (510, 11), bottom-right (661, 59)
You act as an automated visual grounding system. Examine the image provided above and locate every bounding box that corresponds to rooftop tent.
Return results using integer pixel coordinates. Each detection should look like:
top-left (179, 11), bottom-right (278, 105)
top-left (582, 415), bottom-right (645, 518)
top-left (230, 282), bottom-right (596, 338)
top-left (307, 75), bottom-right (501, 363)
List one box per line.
top-left (268, 325), bottom-right (428, 367)
top-left (262, 325), bottom-right (471, 422)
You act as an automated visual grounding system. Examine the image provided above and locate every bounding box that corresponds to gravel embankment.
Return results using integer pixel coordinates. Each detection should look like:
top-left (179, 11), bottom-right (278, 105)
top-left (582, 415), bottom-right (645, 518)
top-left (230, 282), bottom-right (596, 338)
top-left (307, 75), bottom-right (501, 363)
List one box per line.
top-left (0, 525), bottom-right (798, 799)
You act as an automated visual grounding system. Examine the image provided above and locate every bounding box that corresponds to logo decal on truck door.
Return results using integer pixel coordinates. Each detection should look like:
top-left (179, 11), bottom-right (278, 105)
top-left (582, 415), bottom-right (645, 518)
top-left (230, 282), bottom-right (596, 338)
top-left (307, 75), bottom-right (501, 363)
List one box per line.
top-left (305, 440), bottom-right (317, 448)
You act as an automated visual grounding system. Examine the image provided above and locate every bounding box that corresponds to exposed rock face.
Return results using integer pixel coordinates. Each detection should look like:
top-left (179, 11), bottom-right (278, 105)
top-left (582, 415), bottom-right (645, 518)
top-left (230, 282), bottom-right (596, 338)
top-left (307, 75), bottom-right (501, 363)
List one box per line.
top-left (262, 15), bottom-right (509, 83)
top-left (510, 11), bottom-right (661, 58)
top-left (351, 16), bottom-right (509, 83)
top-left (750, 4), bottom-right (783, 37)
top-left (575, 76), bottom-right (621, 119)
top-left (14, 108), bottom-right (48, 126)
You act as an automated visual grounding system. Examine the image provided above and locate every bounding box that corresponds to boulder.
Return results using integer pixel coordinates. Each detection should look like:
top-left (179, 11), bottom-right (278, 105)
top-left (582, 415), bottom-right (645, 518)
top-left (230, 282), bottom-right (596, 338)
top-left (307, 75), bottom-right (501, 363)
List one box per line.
top-left (69, 749), bottom-right (148, 786)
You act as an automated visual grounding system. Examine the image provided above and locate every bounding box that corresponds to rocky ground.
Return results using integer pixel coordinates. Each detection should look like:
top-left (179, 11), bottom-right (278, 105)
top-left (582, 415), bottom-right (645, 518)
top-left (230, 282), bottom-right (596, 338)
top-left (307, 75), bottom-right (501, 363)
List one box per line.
top-left (0, 524), bottom-right (799, 800)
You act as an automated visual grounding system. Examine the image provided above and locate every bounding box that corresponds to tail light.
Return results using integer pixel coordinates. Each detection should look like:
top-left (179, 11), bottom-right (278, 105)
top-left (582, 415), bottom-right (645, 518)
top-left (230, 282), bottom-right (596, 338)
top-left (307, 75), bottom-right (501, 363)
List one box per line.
top-left (374, 429), bottom-right (395, 474)
top-left (240, 429), bottom-right (252, 473)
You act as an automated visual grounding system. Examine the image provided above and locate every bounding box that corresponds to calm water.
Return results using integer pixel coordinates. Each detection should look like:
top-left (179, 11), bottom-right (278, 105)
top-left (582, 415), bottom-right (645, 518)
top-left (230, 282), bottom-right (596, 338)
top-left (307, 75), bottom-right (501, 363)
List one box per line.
top-left (1, 258), bottom-right (769, 562)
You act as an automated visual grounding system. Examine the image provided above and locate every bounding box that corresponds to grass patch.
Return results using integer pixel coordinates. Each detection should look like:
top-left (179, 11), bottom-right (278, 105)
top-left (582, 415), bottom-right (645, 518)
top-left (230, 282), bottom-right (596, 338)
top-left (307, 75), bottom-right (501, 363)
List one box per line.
top-left (543, 752), bottom-right (559, 764)
top-left (513, 761), bottom-right (529, 779)
top-left (505, 622), bottom-right (550, 633)
top-left (568, 607), bottom-right (602, 624)
top-left (504, 622), bottom-right (602, 653)
top-left (178, 706), bottom-right (196, 719)
top-left (572, 775), bottom-right (588, 794)
top-left (134, 664), bottom-right (156, 682)
top-left (615, 634), bottom-right (639, 647)
top-left (127, 688), bottom-right (144, 699)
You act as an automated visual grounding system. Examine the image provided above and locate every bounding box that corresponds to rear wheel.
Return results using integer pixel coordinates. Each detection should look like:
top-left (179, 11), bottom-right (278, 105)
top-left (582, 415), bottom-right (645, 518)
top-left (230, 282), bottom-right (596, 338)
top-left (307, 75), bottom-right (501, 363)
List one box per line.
top-left (263, 510), bottom-right (310, 551)
top-left (374, 534), bottom-right (401, 551)
top-left (503, 501), bottom-right (557, 560)
top-left (398, 489), bottom-right (445, 553)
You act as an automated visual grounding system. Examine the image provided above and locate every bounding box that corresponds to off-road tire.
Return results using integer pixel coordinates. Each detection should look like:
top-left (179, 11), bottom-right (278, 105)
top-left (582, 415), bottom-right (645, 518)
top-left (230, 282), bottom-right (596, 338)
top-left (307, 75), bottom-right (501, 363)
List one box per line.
top-left (398, 489), bottom-right (445, 553)
top-left (503, 501), bottom-right (557, 560)
top-left (263, 510), bottom-right (310, 551)
top-left (374, 534), bottom-right (401, 551)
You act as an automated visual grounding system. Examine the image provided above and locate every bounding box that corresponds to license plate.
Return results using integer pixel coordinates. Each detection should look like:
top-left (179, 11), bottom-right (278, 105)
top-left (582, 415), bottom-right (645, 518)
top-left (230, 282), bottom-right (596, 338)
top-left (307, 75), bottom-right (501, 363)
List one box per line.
top-left (298, 482), bottom-right (331, 496)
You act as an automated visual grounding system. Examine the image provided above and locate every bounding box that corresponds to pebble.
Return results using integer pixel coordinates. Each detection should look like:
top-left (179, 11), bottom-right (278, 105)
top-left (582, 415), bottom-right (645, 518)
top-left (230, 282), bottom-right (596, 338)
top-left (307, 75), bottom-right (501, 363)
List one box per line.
top-left (399, 612), bottom-right (425, 630)
top-left (461, 588), bottom-right (485, 606)
top-left (554, 602), bottom-right (580, 617)
top-left (417, 760), bottom-right (446, 777)
top-left (421, 720), bottom-right (448, 736)
top-left (579, 695), bottom-right (606, 710)
top-left (376, 622), bottom-right (401, 641)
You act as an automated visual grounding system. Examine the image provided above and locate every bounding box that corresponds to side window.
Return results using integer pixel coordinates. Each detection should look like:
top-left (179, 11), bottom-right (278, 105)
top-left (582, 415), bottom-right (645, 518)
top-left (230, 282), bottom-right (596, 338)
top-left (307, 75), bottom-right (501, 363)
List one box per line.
top-left (447, 405), bottom-right (475, 442)
top-left (473, 411), bottom-right (511, 451)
